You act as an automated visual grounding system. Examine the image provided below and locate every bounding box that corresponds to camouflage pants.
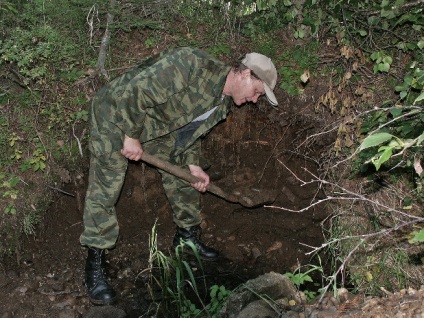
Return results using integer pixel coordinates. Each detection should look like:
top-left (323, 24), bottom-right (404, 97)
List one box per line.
top-left (80, 134), bottom-right (201, 249)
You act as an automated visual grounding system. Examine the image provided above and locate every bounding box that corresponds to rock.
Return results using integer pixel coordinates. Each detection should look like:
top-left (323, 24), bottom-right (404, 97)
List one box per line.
top-left (251, 247), bottom-right (262, 260)
top-left (235, 299), bottom-right (279, 318)
top-left (14, 286), bottom-right (28, 295)
top-left (220, 272), bottom-right (302, 318)
top-left (266, 241), bottom-right (283, 254)
top-left (337, 287), bottom-right (349, 302)
top-left (275, 297), bottom-right (289, 308)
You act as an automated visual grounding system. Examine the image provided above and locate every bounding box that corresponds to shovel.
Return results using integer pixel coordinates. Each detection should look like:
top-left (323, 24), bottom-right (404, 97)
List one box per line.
top-left (141, 152), bottom-right (276, 208)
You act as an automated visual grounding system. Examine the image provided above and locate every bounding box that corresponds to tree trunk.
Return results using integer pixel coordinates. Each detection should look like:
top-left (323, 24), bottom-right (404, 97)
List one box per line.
top-left (96, 0), bottom-right (116, 79)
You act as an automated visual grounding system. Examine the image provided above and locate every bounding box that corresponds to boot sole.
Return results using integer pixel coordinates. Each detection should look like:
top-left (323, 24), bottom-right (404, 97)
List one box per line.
top-left (173, 246), bottom-right (220, 262)
top-left (89, 296), bottom-right (118, 306)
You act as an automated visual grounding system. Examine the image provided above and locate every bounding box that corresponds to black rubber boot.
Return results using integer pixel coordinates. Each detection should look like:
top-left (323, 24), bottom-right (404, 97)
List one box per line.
top-left (85, 247), bottom-right (117, 305)
top-left (173, 225), bottom-right (219, 260)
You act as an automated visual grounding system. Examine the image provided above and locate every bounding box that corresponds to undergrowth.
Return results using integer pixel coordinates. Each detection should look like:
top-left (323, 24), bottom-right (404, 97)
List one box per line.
top-left (143, 222), bottom-right (230, 317)
top-left (0, 0), bottom-right (423, 302)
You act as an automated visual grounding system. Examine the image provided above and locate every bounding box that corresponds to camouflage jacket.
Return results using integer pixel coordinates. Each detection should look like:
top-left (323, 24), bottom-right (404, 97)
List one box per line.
top-left (89, 47), bottom-right (232, 159)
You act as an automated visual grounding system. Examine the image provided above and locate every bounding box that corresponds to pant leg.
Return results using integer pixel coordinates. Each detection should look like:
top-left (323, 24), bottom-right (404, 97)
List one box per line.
top-left (143, 136), bottom-right (201, 229)
top-left (80, 151), bottom-right (128, 249)
top-left (159, 153), bottom-right (201, 228)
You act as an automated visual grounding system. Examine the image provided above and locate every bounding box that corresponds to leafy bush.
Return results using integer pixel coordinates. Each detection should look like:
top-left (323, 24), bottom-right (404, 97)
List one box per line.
top-left (0, 0), bottom-right (94, 258)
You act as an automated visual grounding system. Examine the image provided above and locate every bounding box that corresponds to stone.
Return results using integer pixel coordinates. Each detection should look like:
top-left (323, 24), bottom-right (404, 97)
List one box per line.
top-left (220, 272), bottom-right (301, 318)
top-left (235, 300), bottom-right (279, 318)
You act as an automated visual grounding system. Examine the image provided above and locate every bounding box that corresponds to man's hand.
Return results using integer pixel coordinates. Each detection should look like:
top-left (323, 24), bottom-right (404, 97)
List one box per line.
top-left (121, 135), bottom-right (143, 161)
top-left (188, 164), bottom-right (210, 193)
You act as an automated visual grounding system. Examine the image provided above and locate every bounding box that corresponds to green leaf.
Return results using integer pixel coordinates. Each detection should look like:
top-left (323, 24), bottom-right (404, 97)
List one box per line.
top-left (399, 124), bottom-right (413, 136)
top-left (368, 16), bottom-right (379, 25)
top-left (9, 177), bottom-right (19, 187)
top-left (390, 108), bottom-right (402, 117)
top-left (395, 13), bottom-right (417, 26)
top-left (360, 132), bottom-right (393, 150)
top-left (303, 275), bottom-right (313, 283)
top-left (405, 75), bottom-right (413, 85)
top-left (372, 147), bottom-right (393, 170)
top-left (381, 0), bottom-right (390, 7)
top-left (295, 28), bottom-right (305, 39)
top-left (412, 25), bottom-right (422, 31)
top-left (359, 30), bottom-right (367, 36)
top-left (382, 56), bottom-right (393, 64)
top-left (395, 85), bottom-right (406, 92)
top-left (414, 92), bottom-right (424, 104)
top-left (416, 131), bottom-right (424, 145)
top-left (409, 229), bottom-right (424, 243)
top-left (210, 285), bottom-right (218, 299)
top-left (370, 51), bottom-right (379, 61)
top-left (388, 138), bottom-right (402, 148)
top-left (406, 42), bottom-right (416, 50)
top-left (403, 197), bottom-right (412, 207)
top-left (399, 91), bottom-right (407, 99)
top-left (256, 0), bottom-right (263, 10)
top-left (373, 65), bottom-right (379, 73)
top-left (378, 63), bottom-right (390, 72)
top-left (381, 9), bottom-right (395, 19)
top-left (379, 147), bottom-right (393, 162)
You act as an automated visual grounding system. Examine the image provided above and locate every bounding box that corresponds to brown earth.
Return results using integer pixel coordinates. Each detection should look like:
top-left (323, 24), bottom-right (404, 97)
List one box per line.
top-left (1, 87), bottom-right (424, 317)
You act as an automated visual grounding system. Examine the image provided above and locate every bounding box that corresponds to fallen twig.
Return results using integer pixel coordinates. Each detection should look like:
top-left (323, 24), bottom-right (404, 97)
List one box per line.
top-left (48, 185), bottom-right (75, 197)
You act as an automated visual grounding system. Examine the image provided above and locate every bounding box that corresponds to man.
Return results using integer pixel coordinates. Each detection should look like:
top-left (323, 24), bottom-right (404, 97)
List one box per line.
top-left (80, 47), bottom-right (278, 305)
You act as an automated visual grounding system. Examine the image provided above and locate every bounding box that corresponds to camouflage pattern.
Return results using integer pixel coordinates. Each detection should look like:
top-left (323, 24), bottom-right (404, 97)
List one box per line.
top-left (88, 47), bottom-right (231, 157)
top-left (80, 47), bottom-right (232, 249)
top-left (80, 151), bottom-right (127, 248)
top-left (143, 134), bottom-right (203, 229)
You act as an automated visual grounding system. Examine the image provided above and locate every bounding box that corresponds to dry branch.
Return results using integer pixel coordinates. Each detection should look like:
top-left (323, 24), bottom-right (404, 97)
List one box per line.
top-left (95, 0), bottom-right (116, 79)
top-left (267, 161), bottom-right (423, 221)
top-left (269, 161), bottom-right (424, 299)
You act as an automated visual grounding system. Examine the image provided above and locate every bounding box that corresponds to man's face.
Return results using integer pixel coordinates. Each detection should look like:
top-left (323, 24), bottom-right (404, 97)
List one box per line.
top-left (232, 69), bottom-right (266, 106)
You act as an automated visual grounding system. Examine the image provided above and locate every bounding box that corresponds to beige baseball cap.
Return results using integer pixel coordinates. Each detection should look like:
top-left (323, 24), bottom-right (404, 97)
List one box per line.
top-left (242, 52), bottom-right (278, 106)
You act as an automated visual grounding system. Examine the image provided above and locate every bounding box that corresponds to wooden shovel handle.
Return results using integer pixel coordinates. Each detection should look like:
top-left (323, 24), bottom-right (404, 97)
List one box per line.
top-left (141, 152), bottom-right (234, 203)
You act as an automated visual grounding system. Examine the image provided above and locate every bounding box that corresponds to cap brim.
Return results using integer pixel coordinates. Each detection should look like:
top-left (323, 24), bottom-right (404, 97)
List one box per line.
top-left (263, 82), bottom-right (278, 106)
